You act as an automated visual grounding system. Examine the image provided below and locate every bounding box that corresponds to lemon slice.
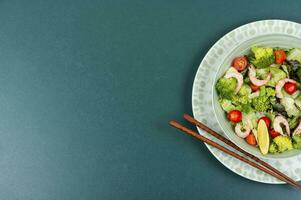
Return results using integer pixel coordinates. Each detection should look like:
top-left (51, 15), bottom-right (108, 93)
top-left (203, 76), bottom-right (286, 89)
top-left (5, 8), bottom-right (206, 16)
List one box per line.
top-left (257, 119), bottom-right (270, 155)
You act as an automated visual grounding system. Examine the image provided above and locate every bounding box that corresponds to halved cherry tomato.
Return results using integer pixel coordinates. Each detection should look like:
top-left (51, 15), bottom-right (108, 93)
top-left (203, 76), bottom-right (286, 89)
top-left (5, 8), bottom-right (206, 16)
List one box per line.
top-left (245, 132), bottom-right (257, 145)
top-left (274, 50), bottom-right (286, 64)
top-left (284, 82), bottom-right (297, 95)
top-left (227, 110), bottom-right (242, 123)
top-left (258, 116), bottom-right (271, 128)
top-left (250, 84), bottom-right (260, 92)
top-left (232, 56), bottom-right (248, 71)
top-left (269, 129), bottom-right (280, 138)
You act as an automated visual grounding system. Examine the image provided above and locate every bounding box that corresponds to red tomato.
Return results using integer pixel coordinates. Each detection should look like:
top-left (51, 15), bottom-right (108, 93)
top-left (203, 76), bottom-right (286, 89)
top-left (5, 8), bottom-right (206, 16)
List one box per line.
top-left (258, 116), bottom-right (271, 128)
top-left (245, 132), bottom-right (257, 146)
top-left (270, 129), bottom-right (280, 138)
top-left (284, 82), bottom-right (297, 95)
top-left (250, 84), bottom-right (260, 92)
top-left (227, 110), bottom-right (242, 123)
top-left (274, 50), bottom-right (286, 64)
top-left (232, 56), bottom-right (248, 71)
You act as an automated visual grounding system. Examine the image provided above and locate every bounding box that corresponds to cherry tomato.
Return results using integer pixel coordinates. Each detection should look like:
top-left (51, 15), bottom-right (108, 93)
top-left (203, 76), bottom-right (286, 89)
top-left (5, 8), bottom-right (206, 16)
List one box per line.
top-left (284, 82), bottom-right (297, 95)
top-left (227, 110), bottom-right (242, 123)
top-left (232, 56), bottom-right (248, 71)
top-left (250, 84), bottom-right (260, 92)
top-left (274, 50), bottom-right (286, 64)
top-left (245, 132), bottom-right (257, 146)
top-left (258, 116), bottom-right (271, 128)
top-left (269, 129), bottom-right (280, 138)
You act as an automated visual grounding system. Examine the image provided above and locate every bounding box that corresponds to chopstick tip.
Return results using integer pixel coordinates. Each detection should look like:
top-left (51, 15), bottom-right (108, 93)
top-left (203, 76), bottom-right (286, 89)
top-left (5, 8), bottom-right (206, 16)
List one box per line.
top-left (169, 120), bottom-right (177, 126)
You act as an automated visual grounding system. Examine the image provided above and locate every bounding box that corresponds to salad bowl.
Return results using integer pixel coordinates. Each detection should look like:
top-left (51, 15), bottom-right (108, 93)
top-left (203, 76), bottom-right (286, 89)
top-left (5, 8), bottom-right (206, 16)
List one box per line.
top-left (212, 34), bottom-right (301, 160)
top-left (192, 20), bottom-right (301, 183)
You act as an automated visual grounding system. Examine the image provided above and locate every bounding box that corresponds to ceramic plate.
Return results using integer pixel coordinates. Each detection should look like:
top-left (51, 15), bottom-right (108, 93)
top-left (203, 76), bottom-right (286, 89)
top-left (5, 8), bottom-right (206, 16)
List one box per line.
top-left (192, 19), bottom-right (301, 183)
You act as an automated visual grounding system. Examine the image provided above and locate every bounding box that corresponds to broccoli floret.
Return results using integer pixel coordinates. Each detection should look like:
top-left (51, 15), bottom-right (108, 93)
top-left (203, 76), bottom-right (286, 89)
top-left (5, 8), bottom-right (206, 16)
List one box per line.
top-left (269, 142), bottom-right (278, 154)
top-left (292, 135), bottom-right (301, 149)
top-left (241, 104), bottom-right (254, 114)
top-left (252, 96), bottom-right (271, 112)
top-left (216, 77), bottom-right (237, 99)
top-left (250, 46), bottom-right (275, 68)
top-left (266, 87), bottom-right (276, 97)
top-left (232, 95), bottom-right (252, 105)
top-left (273, 136), bottom-right (293, 152)
top-left (251, 86), bottom-right (276, 112)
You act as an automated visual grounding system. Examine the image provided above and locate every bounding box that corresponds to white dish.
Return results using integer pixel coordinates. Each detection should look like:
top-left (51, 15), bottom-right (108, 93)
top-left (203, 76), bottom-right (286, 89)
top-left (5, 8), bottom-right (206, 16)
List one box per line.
top-left (192, 19), bottom-right (301, 183)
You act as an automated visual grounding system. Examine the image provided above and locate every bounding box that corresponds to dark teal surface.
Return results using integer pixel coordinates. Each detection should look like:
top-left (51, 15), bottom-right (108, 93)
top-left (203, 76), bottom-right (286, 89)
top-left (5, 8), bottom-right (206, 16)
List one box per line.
top-left (0, 0), bottom-right (301, 199)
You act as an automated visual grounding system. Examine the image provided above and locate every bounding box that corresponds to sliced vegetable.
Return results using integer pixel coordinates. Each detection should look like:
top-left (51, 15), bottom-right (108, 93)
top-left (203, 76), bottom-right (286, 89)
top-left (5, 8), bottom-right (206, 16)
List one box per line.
top-left (257, 119), bottom-right (270, 155)
top-left (227, 110), bottom-right (242, 123)
top-left (232, 56), bottom-right (248, 71)
top-left (245, 132), bottom-right (257, 145)
top-left (274, 50), bottom-right (286, 64)
top-left (250, 84), bottom-right (260, 92)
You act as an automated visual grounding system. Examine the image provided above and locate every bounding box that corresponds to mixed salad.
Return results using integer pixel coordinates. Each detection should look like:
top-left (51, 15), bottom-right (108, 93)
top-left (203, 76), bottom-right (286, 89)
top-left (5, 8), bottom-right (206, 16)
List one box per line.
top-left (216, 46), bottom-right (301, 155)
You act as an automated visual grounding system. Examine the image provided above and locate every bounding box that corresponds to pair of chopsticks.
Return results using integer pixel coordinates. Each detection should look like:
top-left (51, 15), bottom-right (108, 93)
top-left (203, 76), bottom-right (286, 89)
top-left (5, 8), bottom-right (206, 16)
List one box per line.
top-left (169, 114), bottom-right (301, 189)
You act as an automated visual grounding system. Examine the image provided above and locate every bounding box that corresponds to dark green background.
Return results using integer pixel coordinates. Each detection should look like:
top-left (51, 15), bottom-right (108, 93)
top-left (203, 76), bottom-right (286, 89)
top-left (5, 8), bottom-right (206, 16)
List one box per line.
top-left (0, 0), bottom-right (300, 199)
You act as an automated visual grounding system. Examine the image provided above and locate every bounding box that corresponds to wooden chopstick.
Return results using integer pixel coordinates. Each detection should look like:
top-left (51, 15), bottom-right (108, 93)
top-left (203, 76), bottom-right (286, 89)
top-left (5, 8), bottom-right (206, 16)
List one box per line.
top-left (169, 120), bottom-right (301, 189)
top-left (183, 113), bottom-right (301, 188)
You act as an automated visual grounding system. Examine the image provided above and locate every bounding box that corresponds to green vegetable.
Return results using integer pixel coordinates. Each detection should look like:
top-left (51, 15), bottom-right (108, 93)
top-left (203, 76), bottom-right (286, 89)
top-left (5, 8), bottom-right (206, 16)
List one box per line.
top-left (269, 67), bottom-right (287, 87)
top-left (281, 65), bottom-right (290, 78)
top-left (289, 116), bottom-right (300, 129)
top-left (219, 99), bottom-right (239, 112)
top-left (249, 46), bottom-right (275, 68)
top-left (252, 96), bottom-right (271, 112)
top-left (238, 84), bottom-right (251, 96)
top-left (280, 97), bottom-right (301, 117)
top-left (269, 142), bottom-right (278, 153)
top-left (295, 94), bottom-right (301, 109)
top-left (287, 48), bottom-right (301, 63)
top-left (266, 111), bottom-right (276, 123)
top-left (216, 77), bottom-right (237, 99)
top-left (297, 68), bottom-right (301, 81)
top-left (256, 67), bottom-right (287, 87)
top-left (242, 111), bottom-right (257, 129)
top-left (251, 87), bottom-right (273, 112)
top-left (273, 136), bottom-right (293, 153)
top-left (285, 60), bottom-right (301, 81)
top-left (244, 77), bottom-right (251, 84)
top-left (292, 135), bottom-right (301, 149)
top-left (232, 95), bottom-right (251, 105)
